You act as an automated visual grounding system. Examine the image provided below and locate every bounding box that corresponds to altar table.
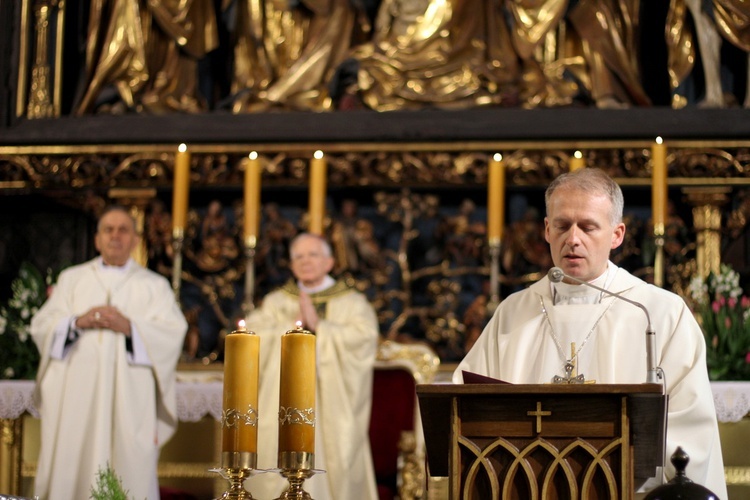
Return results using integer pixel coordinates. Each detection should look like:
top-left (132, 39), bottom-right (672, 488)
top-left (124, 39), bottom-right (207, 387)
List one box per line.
top-left (2, 378), bottom-right (749, 496)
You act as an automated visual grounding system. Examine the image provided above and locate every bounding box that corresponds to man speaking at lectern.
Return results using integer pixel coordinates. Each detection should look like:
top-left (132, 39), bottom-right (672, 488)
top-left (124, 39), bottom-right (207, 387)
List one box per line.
top-left (453, 168), bottom-right (726, 497)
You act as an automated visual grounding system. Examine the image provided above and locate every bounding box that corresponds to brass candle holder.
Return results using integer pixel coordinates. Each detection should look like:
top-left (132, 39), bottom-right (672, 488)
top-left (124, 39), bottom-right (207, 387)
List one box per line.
top-left (274, 451), bottom-right (324, 500)
top-left (243, 236), bottom-right (257, 314)
top-left (210, 452), bottom-right (261, 499)
top-left (274, 324), bottom-right (323, 499)
top-left (214, 322), bottom-right (262, 499)
top-left (654, 225), bottom-right (665, 288)
top-left (171, 227), bottom-right (184, 302)
top-left (487, 238), bottom-right (501, 314)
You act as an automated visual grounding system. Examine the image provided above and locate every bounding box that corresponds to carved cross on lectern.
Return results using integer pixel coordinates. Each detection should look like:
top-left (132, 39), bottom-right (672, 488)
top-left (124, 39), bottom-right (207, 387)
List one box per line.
top-left (527, 402), bottom-right (552, 434)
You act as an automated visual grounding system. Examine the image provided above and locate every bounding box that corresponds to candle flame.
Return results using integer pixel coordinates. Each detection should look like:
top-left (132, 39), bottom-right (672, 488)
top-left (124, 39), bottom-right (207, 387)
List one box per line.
top-left (295, 320), bottom-right (303, 329)
top-left (493, 153), bottom-right (502, 162)
top-left (238, 319), bottom-right (246, 330)
top-left (574, 150), bottom-right (582, 159)
top-left (249, 151), bottom-right (258, 160)
top-left (178, 143), bottom-right (187, 153)
top-left (313, 150), bottom-right (324, 160)
top-left (655, 136), bottom-right (663, 145)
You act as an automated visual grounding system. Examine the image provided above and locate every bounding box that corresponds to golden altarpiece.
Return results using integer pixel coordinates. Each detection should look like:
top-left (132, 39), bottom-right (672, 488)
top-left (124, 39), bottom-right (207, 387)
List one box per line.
top-left (2, 0), bottom-right (750, 497)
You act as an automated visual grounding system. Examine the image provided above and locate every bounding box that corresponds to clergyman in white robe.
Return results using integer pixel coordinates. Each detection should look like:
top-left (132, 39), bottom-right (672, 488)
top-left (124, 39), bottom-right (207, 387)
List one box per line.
top-left (244, 278), bottom-right (379, 500)
top-left (453, 262), bottom-right (727, 499)
top-left (30, 257), bottom-right (188, 500)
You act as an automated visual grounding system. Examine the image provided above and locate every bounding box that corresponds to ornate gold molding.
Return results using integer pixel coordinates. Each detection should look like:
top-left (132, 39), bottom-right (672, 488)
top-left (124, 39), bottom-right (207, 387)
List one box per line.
top-left (26, 1), bottom-right (55, 119)
top-left (683, 187), bottom-right (730, 279)
top-left (0, 419), bottom-right (23, 495)
top-left (1, 143), bottom-right (750, 190)
top-left (725, 466), bottom-right (750, 486)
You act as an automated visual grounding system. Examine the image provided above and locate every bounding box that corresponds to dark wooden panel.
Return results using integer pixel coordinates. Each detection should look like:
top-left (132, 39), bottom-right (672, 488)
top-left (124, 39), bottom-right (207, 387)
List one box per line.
top-left (3, 108), bottom-right (750, 146)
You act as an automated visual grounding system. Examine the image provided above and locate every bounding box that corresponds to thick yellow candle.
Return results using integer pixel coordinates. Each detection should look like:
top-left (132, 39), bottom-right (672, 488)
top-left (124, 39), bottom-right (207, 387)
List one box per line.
top-left (243, 152), bottom-right (261, 245)
top-left (172, 143), bottom-right (190, 231)
top-left (569, 150), bottom-right (585, 171)
top-left (652, 137), bottom-right (667, 234)
top-left (308, 150), bottom-right (327, 235)
top-left (221, 321), bottom-right (260, 454)
top-left (487, 153), bottom-right (504, 244)
top-left (278, 326), bottom-right (316, 454)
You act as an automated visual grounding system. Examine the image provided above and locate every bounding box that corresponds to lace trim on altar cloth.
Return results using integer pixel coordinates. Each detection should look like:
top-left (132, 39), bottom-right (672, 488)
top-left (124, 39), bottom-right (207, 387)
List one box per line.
top-left (711, 382), bottom-right (750, 423)
top-left (0, 373), bottom-right (225, 422)
top-left (174, 377), bottom-right (224, 422)
top-left (0, 380), bottom-right (37, 419)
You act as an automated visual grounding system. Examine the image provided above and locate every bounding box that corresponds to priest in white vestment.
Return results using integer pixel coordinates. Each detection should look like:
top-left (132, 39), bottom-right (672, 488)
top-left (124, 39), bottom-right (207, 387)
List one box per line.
top-left (244, 233), bottom-right (379, 500)
top-left (454, 168), bottom-right (727, 498)
top-left (30, 206), bottom-right (188, 500)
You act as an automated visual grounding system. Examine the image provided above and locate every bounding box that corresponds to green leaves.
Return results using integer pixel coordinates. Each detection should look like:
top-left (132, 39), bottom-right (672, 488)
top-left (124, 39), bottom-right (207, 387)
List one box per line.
top-left (0, 261), bottom-right (45, 380)
top-left (90, 463), bottom-right (130, 500)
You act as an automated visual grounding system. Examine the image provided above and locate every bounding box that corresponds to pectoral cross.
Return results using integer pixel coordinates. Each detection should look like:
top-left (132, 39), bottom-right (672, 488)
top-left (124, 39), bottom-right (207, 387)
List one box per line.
top-left (552, 343), bottom-right (596, 384)
top-left (552, 361), bottom-right (586, 384)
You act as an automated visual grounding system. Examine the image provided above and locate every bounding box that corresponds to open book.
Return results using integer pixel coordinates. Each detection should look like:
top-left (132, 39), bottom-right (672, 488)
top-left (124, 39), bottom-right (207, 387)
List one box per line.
top-left (461, 370), bottom-right (512, 384)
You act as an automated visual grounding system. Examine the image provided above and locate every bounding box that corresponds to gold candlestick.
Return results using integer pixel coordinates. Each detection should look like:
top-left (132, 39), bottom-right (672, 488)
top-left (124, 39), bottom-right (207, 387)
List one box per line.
top-left (212, 320), bottom-right (261, 499)
top-left (487, 153), bottom-right (503, 313)
top-left (488, 240), bottom-right (501, 315)
top-left (275, 467), bottom-right (321, 500)
top-left (244, 152), bottom-right (261, 244)
top-left (308, 151), bottom-right (327, 236)
top-left (274, 322), bottom-right (322, 500)
top-left (172, 143), bottom-right (190, 231)
top-left (210, 464), bottom-right (258, 500)
top-left (171, 227), bottom-right (184, 302)
top-left (171, 143), bottom-right (190, 300)
top-left (569, 150), bottom-right (585, 171)
top-left (487, 153), bottom-right (504, 243)
top-left (651, 136), bottom-right (667, 287)
top-left (243, 152), bottom-right (261, 313)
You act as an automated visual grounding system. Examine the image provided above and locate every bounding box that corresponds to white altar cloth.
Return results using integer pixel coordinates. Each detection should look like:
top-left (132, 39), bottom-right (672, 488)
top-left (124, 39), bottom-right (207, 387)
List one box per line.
top-left (710, 381), bottom-right (750, 423)
top-left (0, 372), bottom-right (224, 422)
top-left (2, 377), bottom-right (749, 423)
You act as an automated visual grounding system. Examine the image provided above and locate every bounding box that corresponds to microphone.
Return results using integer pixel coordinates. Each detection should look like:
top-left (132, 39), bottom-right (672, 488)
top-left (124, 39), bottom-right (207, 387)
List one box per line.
top-left (547, 267), bottom-right (662, 384)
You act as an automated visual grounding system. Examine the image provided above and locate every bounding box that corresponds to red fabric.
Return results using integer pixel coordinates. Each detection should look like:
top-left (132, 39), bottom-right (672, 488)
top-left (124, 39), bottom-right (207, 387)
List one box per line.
top-left (159, 487), bottom-right (198, 500)
top-left (368, 368), bottom-right (417, 500)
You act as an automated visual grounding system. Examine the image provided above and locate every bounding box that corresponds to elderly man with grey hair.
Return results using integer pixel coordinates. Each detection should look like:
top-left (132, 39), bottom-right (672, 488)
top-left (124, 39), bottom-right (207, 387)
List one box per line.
top-left (245, 233), bottom-right (380, 500)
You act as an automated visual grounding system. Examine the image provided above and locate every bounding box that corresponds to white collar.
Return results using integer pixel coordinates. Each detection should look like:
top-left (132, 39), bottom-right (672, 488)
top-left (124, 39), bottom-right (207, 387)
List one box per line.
top-left (97, 256), bottom-right (133, 273)
top-left (298, 275), bottom-right (335, 294)
top-left (551, 262), bottom-right (618, 305)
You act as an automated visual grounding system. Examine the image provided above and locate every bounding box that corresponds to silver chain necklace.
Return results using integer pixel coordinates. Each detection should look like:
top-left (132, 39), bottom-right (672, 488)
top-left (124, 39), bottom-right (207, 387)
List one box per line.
top-left (539, 296), bottom-right (615, 384)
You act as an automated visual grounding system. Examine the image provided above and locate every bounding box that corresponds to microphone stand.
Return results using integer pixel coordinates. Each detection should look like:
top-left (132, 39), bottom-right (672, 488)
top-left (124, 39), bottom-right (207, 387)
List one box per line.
top-left (548, 268), bottom-right (663, 384)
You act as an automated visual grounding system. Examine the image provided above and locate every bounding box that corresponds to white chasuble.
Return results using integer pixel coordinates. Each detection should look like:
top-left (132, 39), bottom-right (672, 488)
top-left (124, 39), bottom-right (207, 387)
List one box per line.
top-left (31, 258), bottom-right (187, 500)
top-left (538, 298), bottom-right (615, 383)
top-left (244, 280), bottom-right (379, 500)
top-left (453, 263), bottom-right (727, 498)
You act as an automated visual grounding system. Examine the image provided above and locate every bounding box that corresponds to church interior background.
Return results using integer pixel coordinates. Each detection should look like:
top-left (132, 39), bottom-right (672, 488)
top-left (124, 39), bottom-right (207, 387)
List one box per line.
top-left (1, 0), bottom-right (750, 497)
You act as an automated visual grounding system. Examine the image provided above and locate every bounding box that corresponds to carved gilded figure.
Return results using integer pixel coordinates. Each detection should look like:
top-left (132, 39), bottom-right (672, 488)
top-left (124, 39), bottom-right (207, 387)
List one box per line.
top-left (330, 199), bottom-right (383, 276)
top-left (506, 0), bottom-right (578, 108)
top-left (345, 0), bottom-right (649, 110)
top-left (567, 0), bottom-right (651, 107)
top-left (76, 0), bottom-right (219, 114)
top-left (508, 0), bottom-right (649, 108)
top-left (231, 0), bottom-right (361, 111)
top-left (346, 0), bottom-right (521, 110)
top-left (667, 0), bottom-right (750, 108)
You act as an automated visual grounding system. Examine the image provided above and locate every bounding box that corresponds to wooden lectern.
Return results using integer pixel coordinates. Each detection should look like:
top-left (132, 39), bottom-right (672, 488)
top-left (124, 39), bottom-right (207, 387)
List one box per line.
top-left (417, 383), bottom-right (666, 499)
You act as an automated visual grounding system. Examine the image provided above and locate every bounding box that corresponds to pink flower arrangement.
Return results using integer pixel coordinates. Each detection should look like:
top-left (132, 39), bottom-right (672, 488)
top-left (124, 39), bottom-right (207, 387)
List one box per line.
top-left (689, 264), bottom-right (750, 380)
